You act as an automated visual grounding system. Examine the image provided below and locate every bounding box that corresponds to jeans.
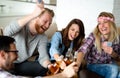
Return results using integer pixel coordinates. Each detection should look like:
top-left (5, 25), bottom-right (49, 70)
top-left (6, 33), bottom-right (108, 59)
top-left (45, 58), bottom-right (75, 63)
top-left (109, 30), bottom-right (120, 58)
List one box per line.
top-left (87, 63), bottom-right (119, 78)
top-left (118, 66), bottom-right (120, 78)
top-left (13, 60), bottom-right (48, 77)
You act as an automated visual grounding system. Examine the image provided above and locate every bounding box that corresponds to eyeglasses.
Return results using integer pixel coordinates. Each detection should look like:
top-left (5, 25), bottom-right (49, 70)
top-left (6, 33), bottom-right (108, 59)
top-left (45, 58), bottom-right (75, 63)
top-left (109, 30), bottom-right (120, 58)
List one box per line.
top-left (5, 50), bottom-right (19, 53)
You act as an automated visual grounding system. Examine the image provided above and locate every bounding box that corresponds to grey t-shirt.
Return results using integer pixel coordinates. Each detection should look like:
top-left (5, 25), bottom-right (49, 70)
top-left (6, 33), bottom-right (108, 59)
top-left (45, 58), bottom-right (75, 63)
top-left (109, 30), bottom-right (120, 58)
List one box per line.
top-left (3, 20), bottom-right (50, 67)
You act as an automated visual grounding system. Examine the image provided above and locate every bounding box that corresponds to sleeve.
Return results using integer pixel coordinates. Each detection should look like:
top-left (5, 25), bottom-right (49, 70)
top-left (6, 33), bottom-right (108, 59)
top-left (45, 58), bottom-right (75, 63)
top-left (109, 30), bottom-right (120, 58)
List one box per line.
top-left (111, 36), bottom-right (120, 61)
top-left (3, 20), bottom-right (22, 36)
top-left (111, 51), bottom-right (120, 61)
top-left (0, 70), bottom-right (27, 78)
top-left (49, 32), bottom-right (62, 59)
top-left (37, 35), bottom-right (50, 67)
top-left (35, 76), bottom-right (42, 78)
top-left (77, 33), bottom-right (95, 54)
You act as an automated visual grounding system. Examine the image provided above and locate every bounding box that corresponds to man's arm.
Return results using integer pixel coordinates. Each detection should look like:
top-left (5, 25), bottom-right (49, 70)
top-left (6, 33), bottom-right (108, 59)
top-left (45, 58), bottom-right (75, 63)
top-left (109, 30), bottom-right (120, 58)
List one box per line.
top-left (38, 35), bottom-right (51, 68)
top-left (3, 1), bottom-right (44, 36)
top-left (111, 51), bottom-right (120, 61)
top-left (18, 2), bottom-right (44, 27)
top-left (43, 62), bottom-right (78, 78)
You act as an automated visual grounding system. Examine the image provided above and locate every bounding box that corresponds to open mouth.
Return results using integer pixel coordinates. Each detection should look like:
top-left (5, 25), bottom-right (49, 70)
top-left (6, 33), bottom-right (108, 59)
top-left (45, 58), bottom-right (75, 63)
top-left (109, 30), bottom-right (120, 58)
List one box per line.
top-left (69, 35), bottom-right (74, 40)
top-left (71, 36), bottom-right (74, 39)
top-left (41, 26), bottom-right (46, 31)
top-left (101, 28), bottom-right (107, 32)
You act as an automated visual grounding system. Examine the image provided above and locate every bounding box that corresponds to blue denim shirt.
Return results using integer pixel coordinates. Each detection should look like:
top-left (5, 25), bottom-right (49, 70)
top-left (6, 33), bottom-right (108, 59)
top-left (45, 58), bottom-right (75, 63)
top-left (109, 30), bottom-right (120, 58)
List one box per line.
top-left (49, 32), bottom-right (73, 60)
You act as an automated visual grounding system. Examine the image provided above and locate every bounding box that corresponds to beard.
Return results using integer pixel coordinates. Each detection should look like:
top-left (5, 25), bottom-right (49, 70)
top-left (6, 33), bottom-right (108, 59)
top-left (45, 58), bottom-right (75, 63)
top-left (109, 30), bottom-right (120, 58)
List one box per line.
top-left (35, 23), bottom-right (45, 34)
top-left (3, 58), bottom-right (14, 71)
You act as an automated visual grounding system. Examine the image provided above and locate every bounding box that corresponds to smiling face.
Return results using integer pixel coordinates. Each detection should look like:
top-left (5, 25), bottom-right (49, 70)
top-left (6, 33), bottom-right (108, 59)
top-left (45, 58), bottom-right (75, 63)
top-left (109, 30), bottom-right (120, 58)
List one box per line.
top-left (35, 11), bottom-right (53, 34)
top-left (68, 24), bottom-right (80, 41)
top-left (3, 43), bottom-right (18, 70)
top-left (98, 21), bottom-right (110, 35)
top-left (97, 13), bottom-right (114, 36)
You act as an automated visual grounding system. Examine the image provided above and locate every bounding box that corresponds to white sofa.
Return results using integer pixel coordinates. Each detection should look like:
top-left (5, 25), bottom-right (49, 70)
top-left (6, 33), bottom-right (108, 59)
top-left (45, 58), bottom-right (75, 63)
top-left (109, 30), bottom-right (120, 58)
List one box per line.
top-left (45, 22), bottom-right (58, 40)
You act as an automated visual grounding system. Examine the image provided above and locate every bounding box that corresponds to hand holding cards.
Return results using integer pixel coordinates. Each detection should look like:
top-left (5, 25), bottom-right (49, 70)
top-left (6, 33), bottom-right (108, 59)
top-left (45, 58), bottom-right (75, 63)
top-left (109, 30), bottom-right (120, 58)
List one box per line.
top-left (102, 41), bottom-right (112, 47)
top-left (107, 42), bottom-right (112, 47)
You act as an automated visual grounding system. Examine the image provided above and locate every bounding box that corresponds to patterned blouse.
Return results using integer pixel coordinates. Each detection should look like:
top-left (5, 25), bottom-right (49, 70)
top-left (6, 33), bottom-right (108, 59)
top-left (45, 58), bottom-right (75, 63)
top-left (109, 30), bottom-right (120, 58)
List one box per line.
top-left (0, 68), bottom-right (24, 78)
top-left (0, 68), bottom-right (42, 78)
top-left (77, 33), bottom-right (120, 64)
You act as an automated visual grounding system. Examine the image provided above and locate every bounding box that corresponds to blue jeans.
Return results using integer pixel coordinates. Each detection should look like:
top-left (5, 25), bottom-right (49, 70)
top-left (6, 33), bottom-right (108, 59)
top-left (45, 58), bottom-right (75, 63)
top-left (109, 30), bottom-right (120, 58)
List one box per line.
top-left (118, 66), bottom-right (120, 78)
top-left (87, 63), bottom-right (119, 78)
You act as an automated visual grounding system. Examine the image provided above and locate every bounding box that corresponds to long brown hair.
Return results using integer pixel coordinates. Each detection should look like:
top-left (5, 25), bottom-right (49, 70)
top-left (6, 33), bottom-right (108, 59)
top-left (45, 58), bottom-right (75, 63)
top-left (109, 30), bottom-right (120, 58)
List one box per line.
top-left (61, 19), bottom-right (85, 51)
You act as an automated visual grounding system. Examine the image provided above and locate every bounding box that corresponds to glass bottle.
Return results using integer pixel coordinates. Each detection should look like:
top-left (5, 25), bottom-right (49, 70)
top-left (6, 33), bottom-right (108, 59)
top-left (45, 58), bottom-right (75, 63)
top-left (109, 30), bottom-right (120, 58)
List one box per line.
top-left (56, 55), bottom-right (64, 72)
top-left (56, 55), bottom-right (64, 66)
top-left (48, 63), bottom-right (60, 75)
top-left (64, 48), bottom-right (74, 66)
top-left (73, 51), bottom-right (78, 62)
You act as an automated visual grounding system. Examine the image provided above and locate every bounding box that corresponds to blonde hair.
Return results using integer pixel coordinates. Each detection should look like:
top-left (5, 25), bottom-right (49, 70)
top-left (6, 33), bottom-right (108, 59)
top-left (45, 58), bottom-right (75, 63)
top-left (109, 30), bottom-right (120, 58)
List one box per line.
top-left (93, 12), bottom-right (119, 52)
top-left (39, 8), bottom-right (54, 18)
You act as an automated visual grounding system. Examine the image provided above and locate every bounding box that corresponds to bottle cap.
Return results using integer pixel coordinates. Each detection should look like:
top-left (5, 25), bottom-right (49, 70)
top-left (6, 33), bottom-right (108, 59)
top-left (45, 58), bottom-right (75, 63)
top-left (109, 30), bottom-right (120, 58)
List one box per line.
top-left (74, 51), bottom-right (78, 58)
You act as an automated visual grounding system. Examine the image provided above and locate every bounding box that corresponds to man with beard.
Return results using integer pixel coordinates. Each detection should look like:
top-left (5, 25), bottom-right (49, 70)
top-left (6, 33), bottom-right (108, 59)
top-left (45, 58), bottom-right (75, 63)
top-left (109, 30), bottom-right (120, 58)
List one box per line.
top-left (0, 35), bottom-right (79, 78)
top-left (3, 0), bottom-right (54, 77)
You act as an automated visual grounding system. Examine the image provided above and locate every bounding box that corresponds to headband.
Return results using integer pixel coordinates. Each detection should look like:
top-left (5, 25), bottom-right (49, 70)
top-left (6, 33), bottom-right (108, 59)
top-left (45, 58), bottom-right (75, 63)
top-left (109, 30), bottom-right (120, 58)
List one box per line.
top-left (97, 16), bottom-right (114, 22)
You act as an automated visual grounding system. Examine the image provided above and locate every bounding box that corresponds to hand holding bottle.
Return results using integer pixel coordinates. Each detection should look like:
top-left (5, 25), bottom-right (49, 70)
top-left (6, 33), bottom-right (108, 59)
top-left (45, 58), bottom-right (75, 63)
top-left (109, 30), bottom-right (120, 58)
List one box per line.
top-left (56, 55), bottom-right (66, 70)
top-left (64, 48), bottom-right (74, 66)
top-left (47, 63), bottom-right (60, 75)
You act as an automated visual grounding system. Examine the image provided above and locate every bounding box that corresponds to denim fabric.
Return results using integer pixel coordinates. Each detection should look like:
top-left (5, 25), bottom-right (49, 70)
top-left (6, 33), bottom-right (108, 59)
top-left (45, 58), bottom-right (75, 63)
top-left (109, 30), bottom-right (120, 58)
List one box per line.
top-left (118, 72), bottom-right (120, 78)
top-left (49, 32), bottom-right (73, 60)
top-left (118, 66), bottom-right (120, 78)
top-left (87, 64), bottom-right (119, 78)
top-left (49, 32), bottom-right (65, 60)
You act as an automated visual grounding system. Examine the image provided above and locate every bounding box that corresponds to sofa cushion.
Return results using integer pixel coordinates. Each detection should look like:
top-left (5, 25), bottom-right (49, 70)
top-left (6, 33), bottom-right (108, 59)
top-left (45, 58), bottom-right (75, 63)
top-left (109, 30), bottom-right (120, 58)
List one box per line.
top-left (0, 28), bottom-right (3, 35)
top-left (45, 22), bottom-right (58, 40)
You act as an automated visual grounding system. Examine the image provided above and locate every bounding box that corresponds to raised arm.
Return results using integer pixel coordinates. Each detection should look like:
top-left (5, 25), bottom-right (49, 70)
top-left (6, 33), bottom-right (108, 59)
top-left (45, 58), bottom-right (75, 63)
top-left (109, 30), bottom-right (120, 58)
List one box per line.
top-left (18, 1), bottom-right (44, 27)
top-left (3, 0), bottom-right (45, 36)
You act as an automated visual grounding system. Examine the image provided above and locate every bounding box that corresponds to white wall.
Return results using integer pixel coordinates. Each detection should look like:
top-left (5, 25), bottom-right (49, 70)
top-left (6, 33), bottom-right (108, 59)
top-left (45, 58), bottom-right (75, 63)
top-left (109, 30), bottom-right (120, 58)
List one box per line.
top-left (0, 0), bottom-right (114, 37)
top-left (0, 0), bottom-right (56, 14)
top-left (0, 0), bottom-right (35, 14)
top-left (113, 0), bottom-right (120, 27)
top-left (0, 0), bottom-right (56, 28)
top-left (56, 0), bottom-right (114, 37)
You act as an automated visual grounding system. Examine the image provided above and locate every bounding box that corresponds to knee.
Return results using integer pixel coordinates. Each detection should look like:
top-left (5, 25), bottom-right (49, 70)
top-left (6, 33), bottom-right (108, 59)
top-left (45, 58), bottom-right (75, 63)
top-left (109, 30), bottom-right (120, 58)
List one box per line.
top-left (118, 72), bottom-right (120, 78)
top-left (106, 64), bottom-right (118, 77)
top-left (108, 64), bottom-right (118, 73)
top-left (104, 64), bottom-right (118, 78)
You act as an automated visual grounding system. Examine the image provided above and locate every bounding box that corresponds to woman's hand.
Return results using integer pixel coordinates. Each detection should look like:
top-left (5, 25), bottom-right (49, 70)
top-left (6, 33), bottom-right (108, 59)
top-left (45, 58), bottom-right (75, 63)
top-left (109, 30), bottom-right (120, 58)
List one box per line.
top-left (102, 41), bottom-right (113, 55)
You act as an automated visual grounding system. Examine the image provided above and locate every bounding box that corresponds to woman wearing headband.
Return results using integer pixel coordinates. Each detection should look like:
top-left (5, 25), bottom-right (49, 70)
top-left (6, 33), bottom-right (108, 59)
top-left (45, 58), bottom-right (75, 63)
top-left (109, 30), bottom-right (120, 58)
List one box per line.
top-left (77, 12), bottom-right (120, 78)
